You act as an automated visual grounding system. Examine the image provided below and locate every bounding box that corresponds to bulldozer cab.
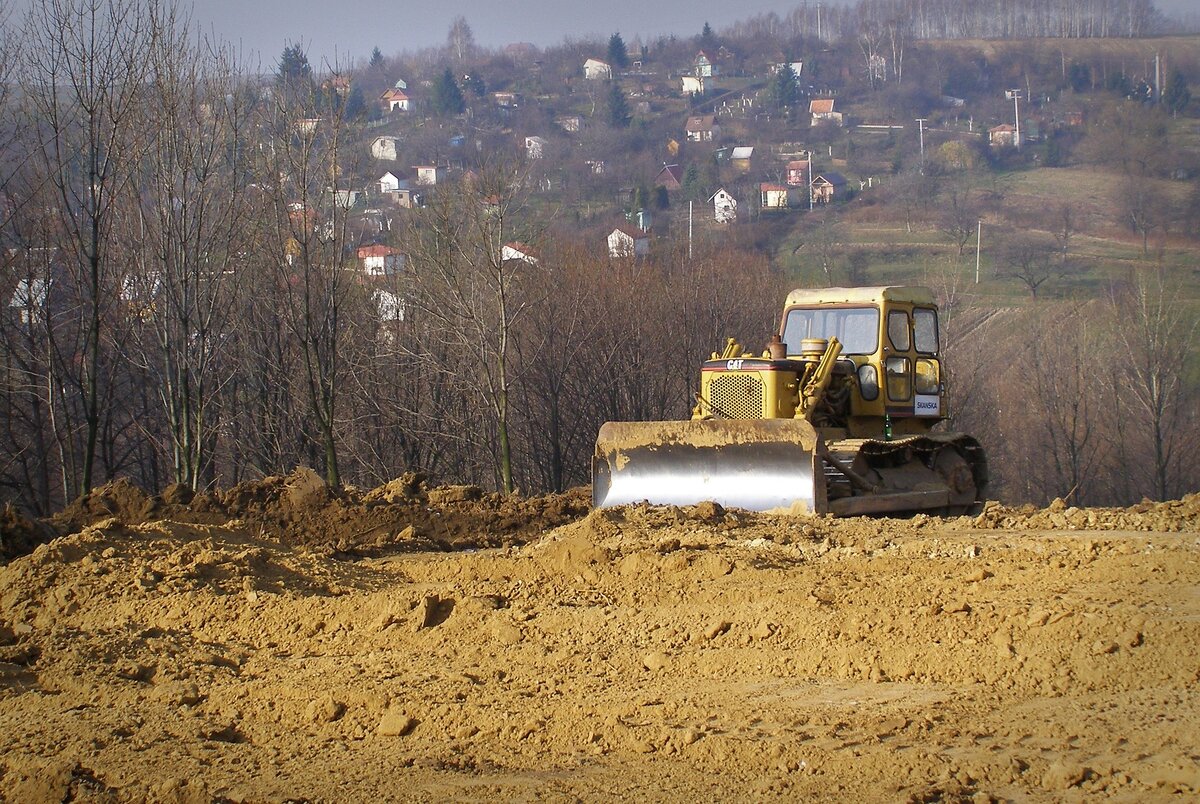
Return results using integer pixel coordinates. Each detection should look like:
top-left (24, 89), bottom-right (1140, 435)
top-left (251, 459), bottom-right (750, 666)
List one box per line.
top-left (780, 286), bottom-right (945, 438)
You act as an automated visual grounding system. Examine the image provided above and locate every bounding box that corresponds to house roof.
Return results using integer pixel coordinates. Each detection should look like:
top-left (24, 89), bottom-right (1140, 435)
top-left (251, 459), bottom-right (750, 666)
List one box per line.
top-left (708, 188), bottom-right (735, 202)
top-left (731, 146), bottom-right (754, 160)
top-left (357, 244), bottom-right (399, 258)
top-left (655, 164), bottom-right (683, 186)
top-left (685, 115), bottom-right (716, 131)
top-left (809, 98), bottom-right (836, 114)
top-left (503, 241), bottom-right (540, 259)
top-left (584, 58), bottom-right (611, 67)
top-left (816, 172), bottom-right (847, 186)
top-left (381, 88), bottom-right (409, 101)
top-left (989, 124), bottom-right (1016, 132)
top-left (611, 226), bottom-right (648, 240)
top-left (759, 183), bottom-right (788, 192)
top-left (787, 160), bottom-right (809, 169)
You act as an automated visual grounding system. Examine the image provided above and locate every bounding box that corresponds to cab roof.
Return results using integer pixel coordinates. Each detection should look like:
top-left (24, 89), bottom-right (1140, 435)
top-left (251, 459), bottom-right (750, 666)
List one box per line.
top-left (784, 285), bottom-right (936, 307)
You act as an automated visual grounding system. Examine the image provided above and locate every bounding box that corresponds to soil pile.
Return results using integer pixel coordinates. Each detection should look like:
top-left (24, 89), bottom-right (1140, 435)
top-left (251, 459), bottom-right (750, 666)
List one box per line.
top-left (0, 484), bottom-right (1197, 801)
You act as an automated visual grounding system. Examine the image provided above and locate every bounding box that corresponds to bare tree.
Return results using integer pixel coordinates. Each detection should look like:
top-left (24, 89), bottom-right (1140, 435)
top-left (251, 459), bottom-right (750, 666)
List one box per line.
top-left (998, 236), bottom-right (1062, 298)
top-left (1106, 266), bottom-right (1199, 501)
top-left (21, 0), bottom-right (159, 496)
top-left (126, 10), bottom-right (251, 490)
top-left (404, 162), bottom-right (546, 494)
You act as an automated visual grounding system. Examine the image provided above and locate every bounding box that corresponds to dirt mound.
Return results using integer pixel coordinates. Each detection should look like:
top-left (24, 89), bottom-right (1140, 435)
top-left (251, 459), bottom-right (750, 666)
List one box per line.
top-left (0, 495), bottom-right (1196, 801)
top-left (971, 493), bottom-right (1200, 532)
top-left (0, 504), bottom-right (57, 563)
top-left (39, 468), bottom-right (591, 561)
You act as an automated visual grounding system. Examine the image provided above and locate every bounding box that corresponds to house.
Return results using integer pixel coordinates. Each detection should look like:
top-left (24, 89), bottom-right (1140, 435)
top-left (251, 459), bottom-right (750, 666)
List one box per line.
top-left (356, 244), bottom-right (404, 276)
top-left (810, 99), bottom-right (844, 126)
top-left (328, 188), bottom-right (363, 210)
top-left (556, 115), bottom-right (583, 133)
top-left (501, 242), bottom-right (539, 264)
top-left (811, 172), bottom-right (847, 204)
top-left (373, 288), bottom-right (405, 323)
top-left (371, 136), bottom-right (400, 161)
top-left (681, 75), bottom-right (710, 96)
top-left (695, 51), bottom-right (718, 77)
top-left (654, 164), bottom-right (683, 190)
top-left (710, 188), bottom-right (737, 223)
top-left (525, 136), bottom-right (548, 159)
top-left (730, 146), bottom-right (754, 172)
top-left (685, 115), bottom-right (719, 142)
top-left (493, 91), bottom-right (521, 108)
top-left (584, 58), bottom-right (612, 80)
top-left (608, 226), bottom-right (650, 258)
top-left (988, 124), bottom-right (1017, 147)
top-left (393, 188), bottom-right (423, 209)
top-left (412, 165), bottom-right (446, 185)
top-left (786, 160), bottom-right (809, 187)
top-left (377, 172), bottom-right (404, 194)
top-left (379, 87), bottom-right (410, 113)
top-left (759, 182), bottom-right (799, 210)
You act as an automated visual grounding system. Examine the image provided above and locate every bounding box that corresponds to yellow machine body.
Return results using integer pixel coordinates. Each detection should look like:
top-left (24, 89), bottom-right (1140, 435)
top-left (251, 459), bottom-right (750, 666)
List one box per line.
top-left (593, 286), bottom-right (988, 515)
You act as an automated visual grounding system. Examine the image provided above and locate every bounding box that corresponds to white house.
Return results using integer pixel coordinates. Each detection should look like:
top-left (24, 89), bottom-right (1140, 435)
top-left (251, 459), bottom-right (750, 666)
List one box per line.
top-left (710, 188), bottom-right (737, 223)
top-left (607, 226), bottom-right (650, 258)
top-left (525, 136), bottom-right (548, 159)
top-left (371, 136), bottom-right (400, 161)
top-left (759, 182), bottom-right (799, 210)
top-left (379, 87), bottom-right (410, 112)
top-left (373, 288), bottom-right (405, 322)
top-left (584, 58), bottom-right (612, 80)
top-left (502, 242), bottom-right (539, 264)
top-left (357, 244), bottom-right (404, 276)
top-left (685, 115), bottom-right (719, 142)
top-left (413, 165), bottom-right (446, 185)
top-left (681, 75), bottom-right (709, 96)
top-left (810, 98), bottom-right (844, 126)
top-left (377, 172), bottom-right (403, 194)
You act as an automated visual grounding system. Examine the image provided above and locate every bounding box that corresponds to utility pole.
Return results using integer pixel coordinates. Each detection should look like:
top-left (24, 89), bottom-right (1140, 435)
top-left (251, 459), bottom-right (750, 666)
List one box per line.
top-left (915, 118), bottom-right (927, 167)
top-left (688, 200), bottom-right (693, 260)
top-left (1006, 89), bottom-right (1023, 150)
top-left (807, 150), bottom-right (813, 211)
top-left (817, 3), bottom-right (822, 41)
top-left (975, 219), bottom-right (982, 284)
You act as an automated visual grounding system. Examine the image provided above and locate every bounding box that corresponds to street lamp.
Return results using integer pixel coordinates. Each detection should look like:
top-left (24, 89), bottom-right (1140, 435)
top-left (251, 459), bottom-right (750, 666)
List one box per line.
top-left (1005, 89), bottom-right (1023, 150)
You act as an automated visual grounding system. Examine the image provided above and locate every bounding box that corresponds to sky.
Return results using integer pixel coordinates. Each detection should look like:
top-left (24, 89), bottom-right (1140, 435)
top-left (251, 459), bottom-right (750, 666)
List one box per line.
top-left (187, 0), bottom-right (836, 69)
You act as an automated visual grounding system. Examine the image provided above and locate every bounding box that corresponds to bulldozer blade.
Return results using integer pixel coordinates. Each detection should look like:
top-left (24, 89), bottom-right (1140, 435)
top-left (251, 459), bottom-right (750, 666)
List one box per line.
top-left (592, 419), bottom-right (824, 513)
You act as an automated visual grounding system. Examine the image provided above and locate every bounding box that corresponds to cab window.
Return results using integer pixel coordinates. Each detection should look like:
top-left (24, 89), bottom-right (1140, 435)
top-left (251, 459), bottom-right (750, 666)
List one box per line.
top-left (783, 307), bottom-right (879, 355)
top-left (914, 308), bottom-right (939, 354)
top-left (886, 356), bottom-right (911, 400)
top-left (887, 310), bottom-right (910, 351)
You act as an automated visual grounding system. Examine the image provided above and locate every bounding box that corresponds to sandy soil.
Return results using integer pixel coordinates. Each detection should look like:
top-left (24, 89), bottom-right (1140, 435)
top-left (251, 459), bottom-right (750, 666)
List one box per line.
top-left (0, 470), bottom-right (1197, 802)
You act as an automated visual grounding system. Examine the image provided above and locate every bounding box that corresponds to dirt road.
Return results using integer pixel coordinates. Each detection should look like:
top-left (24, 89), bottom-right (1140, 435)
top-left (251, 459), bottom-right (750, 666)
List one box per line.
top-left (0, 473), bottom-right (1197, 802)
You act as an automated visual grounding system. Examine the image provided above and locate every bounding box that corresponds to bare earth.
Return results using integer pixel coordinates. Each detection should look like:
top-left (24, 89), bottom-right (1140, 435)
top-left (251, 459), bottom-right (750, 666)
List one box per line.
top-left (0, 470), bottom-right (1197, 803)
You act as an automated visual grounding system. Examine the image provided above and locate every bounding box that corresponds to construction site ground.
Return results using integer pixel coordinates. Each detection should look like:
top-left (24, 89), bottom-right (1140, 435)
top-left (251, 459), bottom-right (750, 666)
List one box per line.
top-left (0, 470), bottom-right (1197, 802)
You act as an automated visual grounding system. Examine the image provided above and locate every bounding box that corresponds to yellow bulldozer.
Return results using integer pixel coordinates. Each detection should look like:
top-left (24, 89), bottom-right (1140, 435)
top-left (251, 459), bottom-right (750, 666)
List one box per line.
top-left (592, 286), bottom-right (988, 515)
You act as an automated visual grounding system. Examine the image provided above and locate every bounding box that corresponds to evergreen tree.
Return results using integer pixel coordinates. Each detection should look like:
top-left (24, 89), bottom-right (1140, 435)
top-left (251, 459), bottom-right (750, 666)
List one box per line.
top-left (430, 68), bottom-right (465, 116)
top-left (700, 22), bottom-right (716, 50)
top-left (1164, 70), bottom-right (1191, 117)
top-left (369, 47), bottom-right (385, 72)
top-left (607, 33), bottom-right (629, 69)
top-left (770, 61), bottom-right (799, 111)
top-left (462, 71), bottom-right (487, 98)
top-left (276, 43), bottom-right (314, 109)
top-left (606, 81), bottom-right (631, 127)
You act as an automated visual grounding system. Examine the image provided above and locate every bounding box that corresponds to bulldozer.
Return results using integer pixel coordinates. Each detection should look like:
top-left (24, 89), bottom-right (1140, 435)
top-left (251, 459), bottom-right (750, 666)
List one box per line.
top-left (592, 286), bottom-right (987, 516)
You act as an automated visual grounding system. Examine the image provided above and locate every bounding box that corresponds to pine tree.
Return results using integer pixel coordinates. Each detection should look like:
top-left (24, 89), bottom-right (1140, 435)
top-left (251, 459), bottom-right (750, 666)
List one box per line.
top-left (700, 22), bottom-right (716, 50)
top-left (770, 62), bottom-right (799, 111)
top-left (431, 68), bottom-right (465, 116)
top-left (607, 33), bottom-right (629, 69)
top-left (1164, 70), bottom-right (1191, 117)
top-left (606, 81), bottom-right (631, 127)
top-left (369, 47), bottom-right (385, 72)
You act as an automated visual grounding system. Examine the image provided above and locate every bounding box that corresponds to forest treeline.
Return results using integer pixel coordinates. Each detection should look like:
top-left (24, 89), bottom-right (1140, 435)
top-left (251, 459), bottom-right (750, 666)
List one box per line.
top-left (730, 0), bottom-right (1179, 43)
top-left (0, 0), bottom-right (1196, 517)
